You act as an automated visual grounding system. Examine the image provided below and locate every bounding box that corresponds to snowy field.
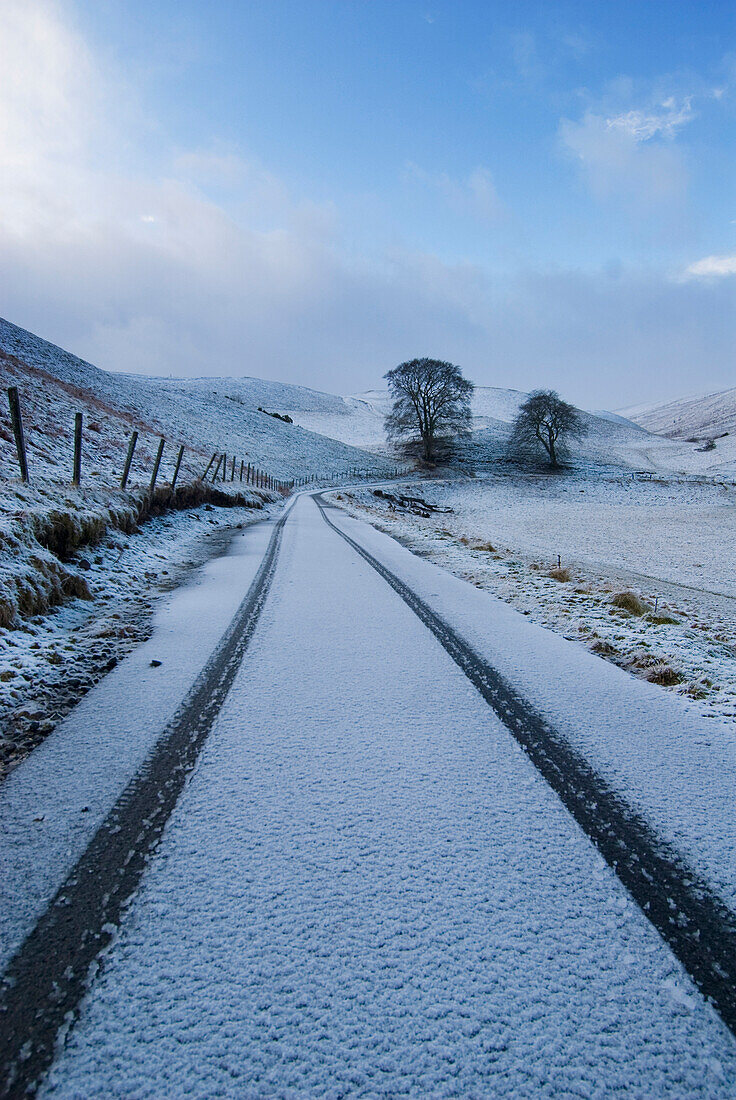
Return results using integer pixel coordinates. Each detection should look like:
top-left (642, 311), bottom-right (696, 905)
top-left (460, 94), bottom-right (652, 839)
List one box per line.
top-left (336, 471), bottom-right (736, 725)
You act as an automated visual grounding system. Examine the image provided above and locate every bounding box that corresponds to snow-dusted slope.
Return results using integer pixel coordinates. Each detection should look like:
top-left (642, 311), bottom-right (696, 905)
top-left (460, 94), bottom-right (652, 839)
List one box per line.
top-left (619, 388), bottom-right (736, 477)
top-left (621, 388), bottom-right (736, 440)
top-left (0, 318), bottom-right (395, 485)
top-left (287, 386), bottom-right (528, 451)
top-left (289, 382), bottom-right (736, 476)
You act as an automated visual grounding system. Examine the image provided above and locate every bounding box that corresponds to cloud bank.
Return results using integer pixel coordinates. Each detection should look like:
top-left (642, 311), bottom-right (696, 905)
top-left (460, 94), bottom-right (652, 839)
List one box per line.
top-left (0, 1), bottom-right (733, 408)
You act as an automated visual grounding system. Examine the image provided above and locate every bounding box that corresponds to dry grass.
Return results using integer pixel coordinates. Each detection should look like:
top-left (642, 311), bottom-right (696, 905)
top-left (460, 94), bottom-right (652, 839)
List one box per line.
top-left (548, 566), bottom-right (572, 582)
top-left (642, 663), bottom-right (684, 686)
top-left (611, 590), bottom-right (652, 616)
top-left (0, 479), bottom-right (273, 630)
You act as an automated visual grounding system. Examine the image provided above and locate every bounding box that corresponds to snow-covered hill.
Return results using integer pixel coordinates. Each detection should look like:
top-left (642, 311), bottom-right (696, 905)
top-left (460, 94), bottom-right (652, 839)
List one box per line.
top-left (619, 388), bottom-right (736, 477)
top-left (286, 386), bottom-right (530, 451)
top-left (0, 318), bottom-right (395, 486)
top-left (3, 312), bottom-right (734, 481)
top-left (288, 383), bottom-right (736, 477)
top-left (621, 388), bottom-right (736, 440)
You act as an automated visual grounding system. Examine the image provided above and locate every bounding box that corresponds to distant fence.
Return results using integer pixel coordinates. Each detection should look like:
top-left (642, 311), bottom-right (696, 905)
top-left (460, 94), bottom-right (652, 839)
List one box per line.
top-left (4, 386), bottom-right (410, 495)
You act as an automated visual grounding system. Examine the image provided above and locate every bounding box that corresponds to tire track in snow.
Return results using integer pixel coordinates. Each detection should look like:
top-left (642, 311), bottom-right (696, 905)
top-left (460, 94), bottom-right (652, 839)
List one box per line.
top-left (315, 493), bottom-right (736, 1039)
top-left (0, 507), bottom-right (290, 1099)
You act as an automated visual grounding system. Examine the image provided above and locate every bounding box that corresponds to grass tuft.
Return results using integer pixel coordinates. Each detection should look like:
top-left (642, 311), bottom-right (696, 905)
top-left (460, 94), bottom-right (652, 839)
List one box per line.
top-left (611, 590), bottom-right (651, 616)
top-left (642, 663), bottom-right (684, 686)
top-left (548, 566), bottom-right (571, 582)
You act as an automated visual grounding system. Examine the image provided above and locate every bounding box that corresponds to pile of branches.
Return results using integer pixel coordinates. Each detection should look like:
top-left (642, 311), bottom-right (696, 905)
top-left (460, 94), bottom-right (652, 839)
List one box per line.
top-left (372, 489), bottom-right (453, 518)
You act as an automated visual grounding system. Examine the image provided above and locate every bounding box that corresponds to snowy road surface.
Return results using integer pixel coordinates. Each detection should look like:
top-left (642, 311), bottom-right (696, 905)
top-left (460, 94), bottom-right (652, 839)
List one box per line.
top-left (3, 494), bottom-right (736, 1096)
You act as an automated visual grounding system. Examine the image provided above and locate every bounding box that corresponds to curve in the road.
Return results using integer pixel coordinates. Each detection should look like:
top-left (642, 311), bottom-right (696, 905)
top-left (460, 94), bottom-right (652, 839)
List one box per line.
top-left (0, 508), bottom-right (289, 1100)
top-left (314, 493), bottom-right (736, 1039)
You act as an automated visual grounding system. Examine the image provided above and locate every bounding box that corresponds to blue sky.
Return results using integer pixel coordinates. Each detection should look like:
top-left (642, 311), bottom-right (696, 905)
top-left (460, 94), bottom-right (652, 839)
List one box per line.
top-left (1, 1), bottom-right (735, 406)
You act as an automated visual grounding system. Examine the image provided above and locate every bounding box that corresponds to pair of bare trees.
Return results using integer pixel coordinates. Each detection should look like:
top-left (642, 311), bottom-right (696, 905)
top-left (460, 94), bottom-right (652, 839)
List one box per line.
top-left (384, 357), bottom-right (586, 468)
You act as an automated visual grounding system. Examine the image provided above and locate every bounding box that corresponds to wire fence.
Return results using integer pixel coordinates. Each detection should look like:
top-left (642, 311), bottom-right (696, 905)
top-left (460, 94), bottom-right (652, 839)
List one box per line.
top-left (4, 386), bottom-right (411, 496)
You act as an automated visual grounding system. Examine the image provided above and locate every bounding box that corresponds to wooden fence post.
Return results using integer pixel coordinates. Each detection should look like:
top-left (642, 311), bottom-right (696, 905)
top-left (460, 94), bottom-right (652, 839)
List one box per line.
top-left (171, 444), bottom-right (185, 489)
top-left (202, 452), bottom-right (217, 480)
top-left (149, 438), bottom-right (165, 493)
top-left (240, 460), bottom-right (244, 482)
top-left (230, 455), bottom-right (235, 481)
top-left (72, 412), bottom-right (82, 485)
top-left (211, 454), bottom-right (223, 481)
top-left (7, 387), bottom-right (29, 482)
top-left (121, 430), bottom-right (138, 489)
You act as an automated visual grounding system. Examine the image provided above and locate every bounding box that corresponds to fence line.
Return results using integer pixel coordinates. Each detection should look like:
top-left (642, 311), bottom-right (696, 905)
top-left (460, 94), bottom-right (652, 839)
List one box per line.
top-left (3, 387), bottom-right (414, 497)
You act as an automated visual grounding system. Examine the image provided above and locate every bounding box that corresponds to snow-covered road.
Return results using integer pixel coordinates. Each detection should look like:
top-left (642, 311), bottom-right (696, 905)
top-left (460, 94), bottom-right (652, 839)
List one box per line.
top-left (3, 495), bottom-right (736, 1096)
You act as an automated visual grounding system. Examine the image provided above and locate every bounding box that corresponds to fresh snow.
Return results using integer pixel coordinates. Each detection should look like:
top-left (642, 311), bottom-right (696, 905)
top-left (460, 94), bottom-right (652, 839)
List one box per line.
top-left (0, 507), bottom-right (286, 972)
top-left (30, 496), bottom-right (736, 1096)
top-left (0, 488), bottom-right (280, 777)
top-left (324, 501), bottom-right (736, 912)
top-left (336, 474), bottom-right (736, 726)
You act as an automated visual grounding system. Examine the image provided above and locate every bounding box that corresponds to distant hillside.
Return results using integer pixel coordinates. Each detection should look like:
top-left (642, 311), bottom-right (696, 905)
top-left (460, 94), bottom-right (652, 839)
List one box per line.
top-left (621, 388), bottom-right (736, 441)
top-left (619, 388), bottom-right (736, 476)
top-left (0, 318), bottom-right (395, 486)
top-left (287, 383), bottom-right (736, 476)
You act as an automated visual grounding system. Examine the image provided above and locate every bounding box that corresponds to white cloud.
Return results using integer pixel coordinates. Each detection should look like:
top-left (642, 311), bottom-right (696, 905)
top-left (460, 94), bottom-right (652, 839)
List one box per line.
top-left (560, 110), bottom-right (688, 209)
top-left (683, 253), bottom-right (736, 278)
top-left (606, 96), bottom-right (694, 141)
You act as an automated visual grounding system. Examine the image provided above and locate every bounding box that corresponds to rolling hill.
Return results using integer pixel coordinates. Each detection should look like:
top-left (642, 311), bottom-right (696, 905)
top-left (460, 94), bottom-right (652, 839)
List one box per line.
top-left (0, 318), bottom-right (396, 487)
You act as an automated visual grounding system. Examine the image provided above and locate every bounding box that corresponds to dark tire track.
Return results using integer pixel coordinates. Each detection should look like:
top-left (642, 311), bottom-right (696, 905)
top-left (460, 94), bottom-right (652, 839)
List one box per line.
top-left (0, 509), bottom-right (289, 1099)
top-left (315, 494), bottom-right (736, 1039)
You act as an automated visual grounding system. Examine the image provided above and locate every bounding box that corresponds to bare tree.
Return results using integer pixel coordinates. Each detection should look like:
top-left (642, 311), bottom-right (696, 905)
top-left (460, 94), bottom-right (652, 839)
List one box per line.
top-left (508, 389), bottom-right (587, 469)
top-left (384, 359), bottom-right (474, 463)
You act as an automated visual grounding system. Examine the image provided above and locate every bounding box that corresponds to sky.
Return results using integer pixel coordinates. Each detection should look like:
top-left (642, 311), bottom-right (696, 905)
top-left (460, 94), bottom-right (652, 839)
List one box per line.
top-left (1, 0), bottom-right (736, 408)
